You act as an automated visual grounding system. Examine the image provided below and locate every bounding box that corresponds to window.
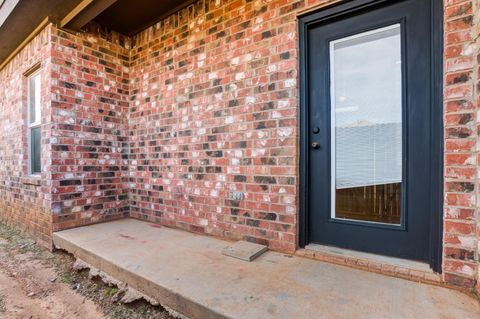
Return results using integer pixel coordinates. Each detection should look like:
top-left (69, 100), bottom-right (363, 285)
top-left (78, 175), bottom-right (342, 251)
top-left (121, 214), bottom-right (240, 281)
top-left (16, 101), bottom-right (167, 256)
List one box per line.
top-left (329, 24), bottom-right (403, 224)
top-left (28, 71), bottom-right (41, 175)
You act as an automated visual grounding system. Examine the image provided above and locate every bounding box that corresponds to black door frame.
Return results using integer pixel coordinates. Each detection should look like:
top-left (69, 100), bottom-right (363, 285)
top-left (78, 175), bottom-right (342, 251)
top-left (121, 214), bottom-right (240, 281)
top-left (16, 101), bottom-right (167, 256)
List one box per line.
top-left (298, 0), bottom-right (444, 272)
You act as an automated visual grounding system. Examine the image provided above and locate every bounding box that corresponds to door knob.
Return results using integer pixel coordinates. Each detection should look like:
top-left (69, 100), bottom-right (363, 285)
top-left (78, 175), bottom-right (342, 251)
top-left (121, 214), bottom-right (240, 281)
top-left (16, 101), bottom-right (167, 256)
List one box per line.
top-left (311, 142), bottom-right (320, 149)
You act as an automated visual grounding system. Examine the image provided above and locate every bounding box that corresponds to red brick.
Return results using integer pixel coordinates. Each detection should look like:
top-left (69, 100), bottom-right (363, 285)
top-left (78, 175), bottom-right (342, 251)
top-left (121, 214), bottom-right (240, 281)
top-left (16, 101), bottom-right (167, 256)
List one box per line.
top-left (445, 221), bottom-right (476, 235)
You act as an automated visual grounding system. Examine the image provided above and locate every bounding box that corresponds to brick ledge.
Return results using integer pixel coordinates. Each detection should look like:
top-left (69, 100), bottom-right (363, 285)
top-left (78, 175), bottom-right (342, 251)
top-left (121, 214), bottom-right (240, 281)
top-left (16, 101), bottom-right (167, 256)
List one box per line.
top-left (296, 246), bottom-right (442, 285)
top-left (21, 176), bottom-right (41, 186)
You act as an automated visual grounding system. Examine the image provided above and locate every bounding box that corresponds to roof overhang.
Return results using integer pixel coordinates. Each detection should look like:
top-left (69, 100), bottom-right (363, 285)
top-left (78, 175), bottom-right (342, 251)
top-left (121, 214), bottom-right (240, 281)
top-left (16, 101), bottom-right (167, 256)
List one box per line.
top-left (0, 0), bottom-right (193, 69)
top-left (0, 0), bottom-right (83, 67)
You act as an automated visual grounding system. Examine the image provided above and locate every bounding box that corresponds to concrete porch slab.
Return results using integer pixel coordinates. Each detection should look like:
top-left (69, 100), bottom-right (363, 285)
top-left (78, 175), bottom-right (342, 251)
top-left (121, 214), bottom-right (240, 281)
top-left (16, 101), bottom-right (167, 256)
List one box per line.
top-left (53, 219), bottom-right (480, 319)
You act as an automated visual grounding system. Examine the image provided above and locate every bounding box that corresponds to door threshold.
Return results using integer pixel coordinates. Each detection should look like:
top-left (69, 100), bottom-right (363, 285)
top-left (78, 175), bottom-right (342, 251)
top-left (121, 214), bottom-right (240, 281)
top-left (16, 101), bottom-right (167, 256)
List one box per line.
top-left (297, 244), bottom-right (441, 285)
top-left (305, 244), bottom-right (431, 271)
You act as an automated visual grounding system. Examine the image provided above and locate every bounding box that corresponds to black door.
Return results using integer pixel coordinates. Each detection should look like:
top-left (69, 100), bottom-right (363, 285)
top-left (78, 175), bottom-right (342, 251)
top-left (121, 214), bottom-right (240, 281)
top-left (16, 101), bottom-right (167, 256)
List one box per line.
top-left (301, 0), bottom-right (441, 262)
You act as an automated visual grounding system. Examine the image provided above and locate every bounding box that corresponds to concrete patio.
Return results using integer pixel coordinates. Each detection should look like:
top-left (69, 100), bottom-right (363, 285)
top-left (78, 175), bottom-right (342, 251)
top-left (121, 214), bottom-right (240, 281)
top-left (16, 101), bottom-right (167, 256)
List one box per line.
top-left (53, 219), bottom-right (480, 319)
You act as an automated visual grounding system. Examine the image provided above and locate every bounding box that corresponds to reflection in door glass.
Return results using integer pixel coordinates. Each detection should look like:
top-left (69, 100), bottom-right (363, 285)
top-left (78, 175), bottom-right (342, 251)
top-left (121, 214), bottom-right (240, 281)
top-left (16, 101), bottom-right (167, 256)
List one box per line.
top-left (330, 24), bottom-right (402, 225)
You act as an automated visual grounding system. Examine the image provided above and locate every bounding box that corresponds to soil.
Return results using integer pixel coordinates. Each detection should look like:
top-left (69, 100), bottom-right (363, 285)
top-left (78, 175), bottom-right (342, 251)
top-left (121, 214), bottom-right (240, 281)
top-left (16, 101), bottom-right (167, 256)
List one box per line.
top-left (0, 222), bottom-right (175, 319)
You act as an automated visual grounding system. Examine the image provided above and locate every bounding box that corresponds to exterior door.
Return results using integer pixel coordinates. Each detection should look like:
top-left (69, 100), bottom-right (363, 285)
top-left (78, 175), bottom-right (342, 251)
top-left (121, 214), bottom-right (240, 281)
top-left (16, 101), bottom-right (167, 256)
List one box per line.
top-left (300, 0), bottom-right (441, 263)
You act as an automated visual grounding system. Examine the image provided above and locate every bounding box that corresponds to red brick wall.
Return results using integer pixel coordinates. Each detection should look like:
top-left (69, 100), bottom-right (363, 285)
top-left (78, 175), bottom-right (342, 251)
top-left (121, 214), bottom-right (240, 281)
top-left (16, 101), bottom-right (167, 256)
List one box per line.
top-left (443, 0), bottom-right (479, 289)
top-left (49, 25), bottom-right (131, 232)
top-left (0, 25), bottom-right (53, 247)
top-left (128, 0), bottom-right (314, 252)
top-left (0, 23), bottom-right (133, 246)
top-left (473, 0), bottom-right (480, 296)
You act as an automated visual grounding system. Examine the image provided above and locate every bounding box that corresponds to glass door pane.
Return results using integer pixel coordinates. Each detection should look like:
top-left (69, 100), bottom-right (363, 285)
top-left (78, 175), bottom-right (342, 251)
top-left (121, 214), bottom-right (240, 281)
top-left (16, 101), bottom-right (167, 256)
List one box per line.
top-left (329, 24), bottom-right (403, 225)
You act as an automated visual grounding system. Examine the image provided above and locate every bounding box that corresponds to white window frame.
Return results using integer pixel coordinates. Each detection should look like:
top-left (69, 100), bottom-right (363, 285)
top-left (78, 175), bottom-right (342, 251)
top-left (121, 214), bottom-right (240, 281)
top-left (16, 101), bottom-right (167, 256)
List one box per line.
top-left (27, 70), bottom-right (41, 176)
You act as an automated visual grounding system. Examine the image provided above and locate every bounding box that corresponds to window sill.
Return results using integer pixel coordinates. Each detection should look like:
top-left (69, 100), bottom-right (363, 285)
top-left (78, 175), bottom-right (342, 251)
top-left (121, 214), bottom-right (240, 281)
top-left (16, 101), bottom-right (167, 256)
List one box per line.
top-left (21, 175), bottom-right (41, 186)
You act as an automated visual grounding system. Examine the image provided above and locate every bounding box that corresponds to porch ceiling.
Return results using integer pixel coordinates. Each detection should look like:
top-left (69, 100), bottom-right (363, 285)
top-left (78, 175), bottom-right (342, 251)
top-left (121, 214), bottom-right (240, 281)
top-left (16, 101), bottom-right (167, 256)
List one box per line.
top-left (93, 0), bottom-right (195, 36)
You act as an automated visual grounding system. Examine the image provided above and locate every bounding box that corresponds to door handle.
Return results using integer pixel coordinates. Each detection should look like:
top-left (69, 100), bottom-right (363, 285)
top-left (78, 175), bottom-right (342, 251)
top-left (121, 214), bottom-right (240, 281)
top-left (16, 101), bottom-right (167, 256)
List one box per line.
top-left (311, 142), bottom-right (320, 149)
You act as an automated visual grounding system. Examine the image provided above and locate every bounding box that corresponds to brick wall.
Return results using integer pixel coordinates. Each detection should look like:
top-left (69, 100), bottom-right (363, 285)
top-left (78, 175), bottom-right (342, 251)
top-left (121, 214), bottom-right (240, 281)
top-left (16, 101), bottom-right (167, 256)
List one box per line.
top-left (474, 0), bottom-right (480, 296)
top-left (0, 25), bottom-right (53, 248)
top-left (128, 0), bottom-right (318, 252)
top-left (0, 22), bottom-right (133, 246)
top-left (443, 0), bottom-right (480, 289)
top-left (49, 25), bottom-right (131, 232)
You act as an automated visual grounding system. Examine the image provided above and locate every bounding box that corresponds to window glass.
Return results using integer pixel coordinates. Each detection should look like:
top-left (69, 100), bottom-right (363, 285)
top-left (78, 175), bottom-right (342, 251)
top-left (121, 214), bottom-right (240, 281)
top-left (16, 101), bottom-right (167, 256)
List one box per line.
top-left (28, 71), bottom-right (41, 174)
top-left (329, 24), bottom-right (403, 224)
top-left (29, 73), bottom-right (41, 124)
top-left (31, 126), bottom-right (41, 174)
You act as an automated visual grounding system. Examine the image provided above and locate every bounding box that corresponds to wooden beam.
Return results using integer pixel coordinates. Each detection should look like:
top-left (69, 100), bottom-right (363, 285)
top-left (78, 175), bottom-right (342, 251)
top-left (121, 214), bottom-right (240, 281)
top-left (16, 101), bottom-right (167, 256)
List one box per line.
top-left (61, 0), bottom-right (117, 30)
top-left (0, 16), bottom-right (52, 71)
top-left (60, 0), bottom-right (94, 27)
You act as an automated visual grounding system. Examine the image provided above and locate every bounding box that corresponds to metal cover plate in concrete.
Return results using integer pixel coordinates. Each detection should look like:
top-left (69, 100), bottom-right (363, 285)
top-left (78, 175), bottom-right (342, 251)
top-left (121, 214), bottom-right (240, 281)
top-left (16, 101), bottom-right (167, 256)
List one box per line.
top-left (222, 241), bottom-right (268, 261)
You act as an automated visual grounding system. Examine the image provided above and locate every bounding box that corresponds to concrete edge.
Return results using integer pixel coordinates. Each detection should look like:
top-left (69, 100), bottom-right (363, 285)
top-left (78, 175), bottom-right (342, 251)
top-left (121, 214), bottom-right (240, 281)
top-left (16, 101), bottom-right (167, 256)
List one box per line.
top-left (53, 232), bottom-right (230, 319)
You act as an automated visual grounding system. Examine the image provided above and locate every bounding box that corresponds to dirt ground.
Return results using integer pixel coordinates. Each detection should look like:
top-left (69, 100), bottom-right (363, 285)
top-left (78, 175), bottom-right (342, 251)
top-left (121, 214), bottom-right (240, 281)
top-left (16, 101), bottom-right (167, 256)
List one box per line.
top-left (0, 222), bottom-right (174, 319)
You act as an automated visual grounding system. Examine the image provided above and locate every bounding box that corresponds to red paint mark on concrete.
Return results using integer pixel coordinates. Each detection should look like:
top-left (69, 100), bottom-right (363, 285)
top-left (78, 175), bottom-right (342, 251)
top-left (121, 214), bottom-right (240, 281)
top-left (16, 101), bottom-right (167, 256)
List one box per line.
top-left (150, 224), bottom-right (162, 228)
top-left (119, 234), bottom-right (135, 240)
